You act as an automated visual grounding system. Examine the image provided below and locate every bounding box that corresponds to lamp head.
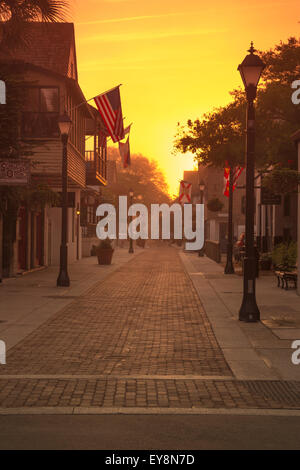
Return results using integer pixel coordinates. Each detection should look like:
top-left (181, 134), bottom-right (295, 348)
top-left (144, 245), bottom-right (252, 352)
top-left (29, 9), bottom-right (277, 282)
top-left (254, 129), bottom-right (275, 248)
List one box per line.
top-left (58, 111), bottom-right (72, 137)
top-left (238, 42), bottom-right (265, 99)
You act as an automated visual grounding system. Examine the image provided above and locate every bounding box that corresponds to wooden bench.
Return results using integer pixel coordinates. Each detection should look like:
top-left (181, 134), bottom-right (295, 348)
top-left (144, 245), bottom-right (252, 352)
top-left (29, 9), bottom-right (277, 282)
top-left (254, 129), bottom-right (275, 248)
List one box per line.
top-left (275, 266), bottom-right (297, 290)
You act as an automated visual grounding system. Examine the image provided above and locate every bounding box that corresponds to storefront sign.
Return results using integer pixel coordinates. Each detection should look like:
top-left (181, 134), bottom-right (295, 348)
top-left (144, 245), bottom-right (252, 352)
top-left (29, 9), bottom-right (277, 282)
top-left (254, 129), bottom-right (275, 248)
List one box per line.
top-left (0, 160), bottom-right (30, 185)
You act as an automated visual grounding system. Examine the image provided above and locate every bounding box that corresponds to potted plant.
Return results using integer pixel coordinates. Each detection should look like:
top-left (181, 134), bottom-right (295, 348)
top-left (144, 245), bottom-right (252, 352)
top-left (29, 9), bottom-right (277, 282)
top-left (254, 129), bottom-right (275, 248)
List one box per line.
top-left (271, 241), bottom-right (297, 270)
top-left (96, 239), bottom-right (114, 265)
top-left (260, 252), bottom-right (272, 270)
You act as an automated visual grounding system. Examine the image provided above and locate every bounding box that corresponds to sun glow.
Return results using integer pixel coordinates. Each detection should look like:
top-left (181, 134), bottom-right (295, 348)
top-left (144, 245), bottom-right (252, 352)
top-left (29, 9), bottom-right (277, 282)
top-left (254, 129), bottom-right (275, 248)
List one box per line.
top-left (73, 0), bottom-right (300, 196)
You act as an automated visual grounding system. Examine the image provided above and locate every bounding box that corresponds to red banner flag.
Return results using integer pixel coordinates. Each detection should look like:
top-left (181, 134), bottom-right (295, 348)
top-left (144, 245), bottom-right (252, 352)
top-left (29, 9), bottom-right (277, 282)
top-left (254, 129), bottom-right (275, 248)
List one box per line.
top-left (224, 166), bottom-right (244, 197)
top-left (179, 180), bottom-right (192, 204)
top-left (119, 136), bottom-right (130, 168)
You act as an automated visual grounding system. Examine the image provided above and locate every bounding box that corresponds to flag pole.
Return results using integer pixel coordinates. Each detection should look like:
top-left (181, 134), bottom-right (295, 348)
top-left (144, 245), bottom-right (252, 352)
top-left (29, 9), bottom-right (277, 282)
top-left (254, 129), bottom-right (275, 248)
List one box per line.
top-left (72, 84), bottom-right (123, 111)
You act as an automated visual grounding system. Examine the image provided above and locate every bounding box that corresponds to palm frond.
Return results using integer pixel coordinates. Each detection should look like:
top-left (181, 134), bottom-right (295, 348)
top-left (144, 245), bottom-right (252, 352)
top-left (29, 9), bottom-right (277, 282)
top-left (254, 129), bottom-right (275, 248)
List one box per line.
top-left (0, 0), bottom-right (71, 49)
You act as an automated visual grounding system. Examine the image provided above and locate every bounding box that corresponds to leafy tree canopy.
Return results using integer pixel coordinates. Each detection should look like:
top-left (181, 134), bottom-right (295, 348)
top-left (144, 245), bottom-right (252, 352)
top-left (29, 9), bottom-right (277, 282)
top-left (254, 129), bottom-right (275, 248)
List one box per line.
top-left (0, 0), bottom-right (70, 48)
top-left (103, 151), bottom-right (171, 207)
top-left (174, 37), bottom-right (300, 173)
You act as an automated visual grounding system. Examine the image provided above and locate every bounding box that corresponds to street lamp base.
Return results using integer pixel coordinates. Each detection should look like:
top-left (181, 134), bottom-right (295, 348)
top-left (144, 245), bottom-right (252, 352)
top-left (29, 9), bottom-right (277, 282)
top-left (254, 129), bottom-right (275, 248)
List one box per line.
top-left (239, 294), bottom-right (260, 322)
top-left (57, 272), bottom-right (70, 287)
top-left (224, 261), bottom-right (235, 274)
top-left (57, 245), bottom-right (70, 287)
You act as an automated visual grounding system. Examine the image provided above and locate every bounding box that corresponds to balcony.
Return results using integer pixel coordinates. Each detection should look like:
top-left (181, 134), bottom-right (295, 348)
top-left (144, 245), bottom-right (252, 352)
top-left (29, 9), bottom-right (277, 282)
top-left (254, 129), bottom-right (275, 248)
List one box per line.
top-left (85, 150), bottom-right (107, 186)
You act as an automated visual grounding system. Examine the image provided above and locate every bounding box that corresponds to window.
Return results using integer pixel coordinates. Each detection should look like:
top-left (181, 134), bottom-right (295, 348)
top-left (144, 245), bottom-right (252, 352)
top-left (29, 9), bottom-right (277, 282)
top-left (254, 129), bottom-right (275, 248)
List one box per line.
top-left (22, 87), bottom-right (60, 138)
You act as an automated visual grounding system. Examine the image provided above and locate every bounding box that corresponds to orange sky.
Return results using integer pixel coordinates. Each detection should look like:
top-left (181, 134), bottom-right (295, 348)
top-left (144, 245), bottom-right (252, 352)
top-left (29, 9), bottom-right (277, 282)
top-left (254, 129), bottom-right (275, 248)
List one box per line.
top-left (72, 0), bottom-right (300, 196)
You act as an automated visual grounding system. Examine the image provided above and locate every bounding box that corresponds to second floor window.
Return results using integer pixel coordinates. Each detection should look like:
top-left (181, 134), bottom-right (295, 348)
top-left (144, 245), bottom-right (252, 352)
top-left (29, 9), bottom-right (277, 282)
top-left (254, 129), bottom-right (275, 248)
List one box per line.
top-left (22, 87), bottom-right (60, 138)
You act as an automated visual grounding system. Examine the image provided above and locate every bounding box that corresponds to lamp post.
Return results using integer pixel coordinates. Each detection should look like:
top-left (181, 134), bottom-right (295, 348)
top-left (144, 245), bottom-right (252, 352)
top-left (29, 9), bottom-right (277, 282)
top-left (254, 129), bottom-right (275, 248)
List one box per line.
top-left (238, 42), bottom-right (265, 322)
top-left (129, 188), bottom-right (134, 253)
top-left (76, 203), bottom-right (80, 260)
top-left (224, 166), bottom-right (235, 274)
top-left (57, 112), bottom-right (72, 287)
top-left (198, 180), bottom-right (205, 257)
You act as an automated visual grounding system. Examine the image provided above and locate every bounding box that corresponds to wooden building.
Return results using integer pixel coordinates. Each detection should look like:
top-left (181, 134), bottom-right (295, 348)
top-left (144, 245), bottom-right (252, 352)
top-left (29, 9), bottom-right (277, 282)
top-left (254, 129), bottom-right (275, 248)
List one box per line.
top-left (0, 23), bottom-right (107, 276)
top-left (183, 167), bottom-right (246, 253)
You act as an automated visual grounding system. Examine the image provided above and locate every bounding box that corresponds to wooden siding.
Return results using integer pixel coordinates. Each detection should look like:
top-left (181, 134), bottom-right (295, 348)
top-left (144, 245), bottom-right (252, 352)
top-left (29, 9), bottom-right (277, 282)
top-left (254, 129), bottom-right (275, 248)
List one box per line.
top-left (67, 142), bottom-right (86, 187)
top-left (30, 140), bottom-right (63, 176)
top-left (30, 139), bottom-right (85, 188)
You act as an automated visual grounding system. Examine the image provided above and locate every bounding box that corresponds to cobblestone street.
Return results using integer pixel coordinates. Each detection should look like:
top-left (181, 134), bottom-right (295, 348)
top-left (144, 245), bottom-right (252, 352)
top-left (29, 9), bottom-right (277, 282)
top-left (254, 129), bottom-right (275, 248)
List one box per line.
top-left (0, 247), bottom-right (300, 411)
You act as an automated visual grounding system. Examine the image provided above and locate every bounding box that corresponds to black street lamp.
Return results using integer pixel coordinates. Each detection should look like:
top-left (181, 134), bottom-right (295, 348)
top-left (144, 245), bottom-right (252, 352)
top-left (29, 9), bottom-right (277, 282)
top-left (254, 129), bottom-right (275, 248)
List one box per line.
top-left (224, 166), bottom-right (235, 274)
top-left (198, 180), bottom-right (205, 257)
top-left (129, 188), bottom-right (134, 253)
top-left (57, 112), bottom-right (72, 287)
top-left (238, 42), bottom-right (265, 322)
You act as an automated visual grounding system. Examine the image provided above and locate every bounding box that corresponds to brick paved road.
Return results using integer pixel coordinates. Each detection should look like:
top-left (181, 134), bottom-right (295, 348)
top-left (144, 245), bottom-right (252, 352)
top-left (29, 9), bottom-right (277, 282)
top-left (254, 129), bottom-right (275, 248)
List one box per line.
top-left (0, 378), bottom-right (299, 409)
top-left (0, 248), bottom-right (231, 376)
top-left (0, 247), bottom-right (300, 410)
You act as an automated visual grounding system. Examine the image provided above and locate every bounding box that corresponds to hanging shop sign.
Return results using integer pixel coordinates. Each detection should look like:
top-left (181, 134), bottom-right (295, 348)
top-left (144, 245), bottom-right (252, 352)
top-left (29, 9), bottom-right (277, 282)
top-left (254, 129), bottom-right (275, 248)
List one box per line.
top-left (261, 187), bottom-right (281, 205)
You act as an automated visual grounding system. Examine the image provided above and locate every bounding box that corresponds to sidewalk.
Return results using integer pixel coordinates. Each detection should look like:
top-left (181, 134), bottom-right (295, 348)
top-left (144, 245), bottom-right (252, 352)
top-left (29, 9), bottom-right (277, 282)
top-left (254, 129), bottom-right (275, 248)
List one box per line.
top-left (180, 251), bottom-right (300, 381)
top-left (0, 247), bottom-right (143, 350)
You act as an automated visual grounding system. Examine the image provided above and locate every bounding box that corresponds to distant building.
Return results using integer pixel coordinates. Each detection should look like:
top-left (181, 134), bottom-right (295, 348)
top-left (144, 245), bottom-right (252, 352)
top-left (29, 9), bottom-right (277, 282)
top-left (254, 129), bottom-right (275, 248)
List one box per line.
top-left (254, 174), bottom-right (297, 253)
top-left (183, 166), bottom-right (246, 252)
top-left (291, 130), bottom-right (300, 295)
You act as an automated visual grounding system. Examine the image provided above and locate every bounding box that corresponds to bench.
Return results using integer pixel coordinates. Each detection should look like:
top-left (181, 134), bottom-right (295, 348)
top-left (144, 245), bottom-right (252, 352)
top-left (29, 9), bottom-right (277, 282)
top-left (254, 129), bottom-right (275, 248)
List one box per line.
top-left (275, 266), bottom-right (297, 290)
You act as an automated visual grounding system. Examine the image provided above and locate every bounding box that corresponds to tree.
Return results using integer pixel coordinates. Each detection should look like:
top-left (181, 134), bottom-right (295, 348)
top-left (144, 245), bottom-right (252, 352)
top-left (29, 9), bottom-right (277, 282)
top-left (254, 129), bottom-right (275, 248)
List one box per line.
top-left (174, 99), bottom-right (245, 168)
top-left (0, 0), bottom-right (70, 49)
top-left (262, 167), bottom-right (300, 194)
top-left (174, 37), bottom-right (300, 172)
top-left (102, 152), bottom-right (171, 207)
top-left (255, 37), bottom-right (300, 167)
top-left (0, 63), bottom-right (58, 203)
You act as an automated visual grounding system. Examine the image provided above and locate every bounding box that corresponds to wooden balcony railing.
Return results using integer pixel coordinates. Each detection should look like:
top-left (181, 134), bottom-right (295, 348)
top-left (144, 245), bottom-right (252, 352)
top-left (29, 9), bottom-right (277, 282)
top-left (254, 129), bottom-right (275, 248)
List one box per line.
top-left (85, 150), bottom-right (107, 185)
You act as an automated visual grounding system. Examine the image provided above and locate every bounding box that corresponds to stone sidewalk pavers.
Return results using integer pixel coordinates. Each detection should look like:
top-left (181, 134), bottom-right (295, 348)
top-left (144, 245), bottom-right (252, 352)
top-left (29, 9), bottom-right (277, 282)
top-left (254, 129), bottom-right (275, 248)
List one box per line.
top-left (0, 248), bottom-right (231, 376)
top-left (0, 378), bottom-right (299, 409)
top-left (0, 247), bottom-right (143, 350)
top-left (180, 251), bottom-right (300, 381)
top-left (0, 247), bottom-right (300, 412)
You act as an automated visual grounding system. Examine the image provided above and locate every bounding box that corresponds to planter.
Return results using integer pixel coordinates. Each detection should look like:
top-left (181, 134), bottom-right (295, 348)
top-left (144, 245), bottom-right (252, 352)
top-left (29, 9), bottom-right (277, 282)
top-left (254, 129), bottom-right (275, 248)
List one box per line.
top-left (207, 198), bottom-right (224, 212)
top-left (97, 248), bottom-right (114, 265)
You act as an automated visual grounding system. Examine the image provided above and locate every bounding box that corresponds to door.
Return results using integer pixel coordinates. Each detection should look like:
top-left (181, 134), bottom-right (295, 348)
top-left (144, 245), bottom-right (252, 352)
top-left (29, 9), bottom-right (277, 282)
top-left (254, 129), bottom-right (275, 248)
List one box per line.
top-left (219, 222), bottom-right (228, 254)
top-left (18, 207), bottom-right (27, 270)
top-left (36, 212), bottom-right (43, 266)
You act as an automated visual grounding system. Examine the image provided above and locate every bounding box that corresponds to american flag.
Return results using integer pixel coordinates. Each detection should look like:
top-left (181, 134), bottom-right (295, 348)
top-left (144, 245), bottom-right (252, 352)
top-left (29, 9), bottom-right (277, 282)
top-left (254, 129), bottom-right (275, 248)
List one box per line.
top-left (94, 86), bottom-right (125, 143)
top-left (123, 124), bottom-right (132, 136)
